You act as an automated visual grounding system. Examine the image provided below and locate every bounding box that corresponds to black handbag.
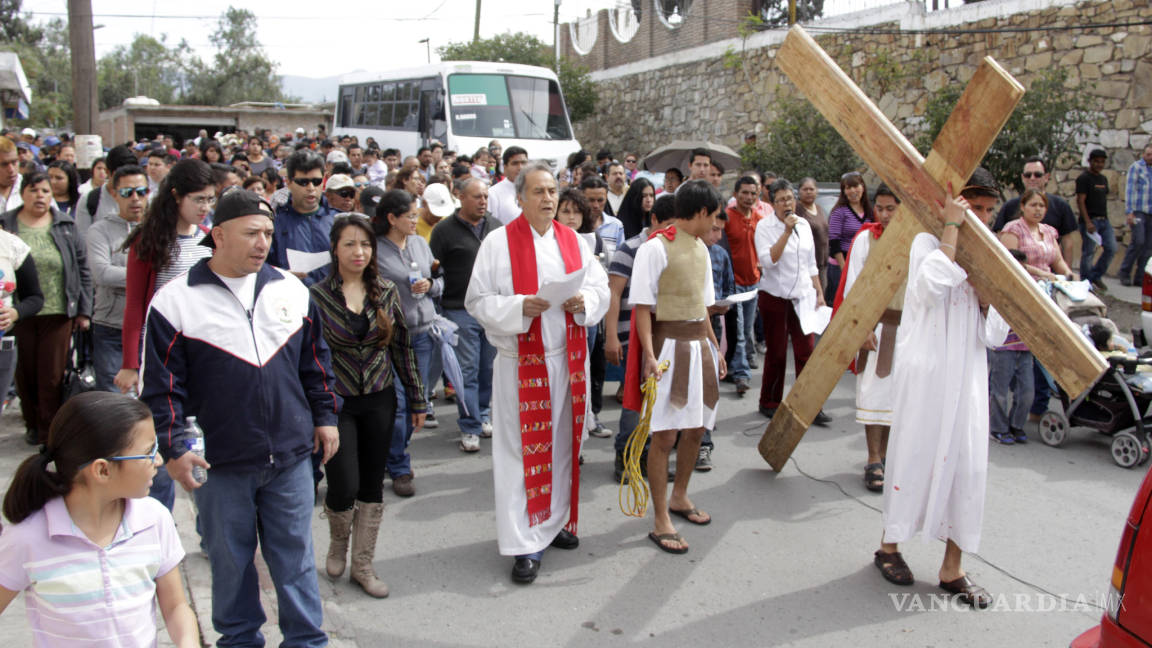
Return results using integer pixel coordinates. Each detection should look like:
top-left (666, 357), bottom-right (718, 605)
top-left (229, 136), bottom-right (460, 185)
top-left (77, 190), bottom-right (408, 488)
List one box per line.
top-left (61, 333), bottom-right (96, 402)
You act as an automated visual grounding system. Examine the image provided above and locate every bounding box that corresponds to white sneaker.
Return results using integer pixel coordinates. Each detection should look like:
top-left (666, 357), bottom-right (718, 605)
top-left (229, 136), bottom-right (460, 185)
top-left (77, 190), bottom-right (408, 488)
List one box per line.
top-left (423, 411), bottom-right (439, 429)
top-left (480, 421), bottom-right (493, 438)
top-left (460, 433), bottom-right (481, 452)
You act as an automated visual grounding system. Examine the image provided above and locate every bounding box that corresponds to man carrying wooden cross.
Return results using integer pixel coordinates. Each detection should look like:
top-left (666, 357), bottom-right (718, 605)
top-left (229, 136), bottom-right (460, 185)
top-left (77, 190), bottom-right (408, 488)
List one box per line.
top-left (873, 169), bottom-right (1007, 609)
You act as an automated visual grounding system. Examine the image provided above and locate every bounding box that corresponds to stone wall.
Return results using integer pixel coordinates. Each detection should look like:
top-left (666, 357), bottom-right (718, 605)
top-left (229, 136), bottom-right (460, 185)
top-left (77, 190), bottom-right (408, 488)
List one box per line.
top-left (567, 0), bottom-right (1152, 237)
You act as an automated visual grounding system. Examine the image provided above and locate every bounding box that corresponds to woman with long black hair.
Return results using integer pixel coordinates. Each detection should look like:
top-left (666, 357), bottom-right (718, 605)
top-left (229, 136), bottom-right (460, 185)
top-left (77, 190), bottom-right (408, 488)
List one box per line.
top-left (47, 161), bottom-right (80, 217)
top-left (115, 159), bottom-right (216, 510)
top-left (310, 214), bottom-right (425, 598)
top-left (615, 177), bottom-right (656, 240)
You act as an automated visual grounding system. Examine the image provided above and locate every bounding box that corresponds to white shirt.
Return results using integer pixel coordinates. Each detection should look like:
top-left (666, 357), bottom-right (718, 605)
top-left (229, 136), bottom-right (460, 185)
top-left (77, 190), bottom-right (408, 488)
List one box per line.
top-left (0, 175), bottom-right (22, 213)
top-left (488, 178), bottom-right (520, 225)
top-left (630, 236), bottom-right (715, 319)
top-left (607, 187), bottom-right (626, 215)
top-left (214, 272), bottom-right (257, 312)
top-left (755, 214), bottom-right (818, 299)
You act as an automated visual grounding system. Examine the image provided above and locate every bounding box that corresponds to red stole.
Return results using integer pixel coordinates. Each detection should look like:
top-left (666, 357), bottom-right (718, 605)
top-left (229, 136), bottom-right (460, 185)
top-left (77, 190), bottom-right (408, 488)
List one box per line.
top-left (622, 225), bottom-right (678, 412)
top-left (832, 222), bottom-right (885, 374)
top-left (506, 215), bottom-right (587, 533)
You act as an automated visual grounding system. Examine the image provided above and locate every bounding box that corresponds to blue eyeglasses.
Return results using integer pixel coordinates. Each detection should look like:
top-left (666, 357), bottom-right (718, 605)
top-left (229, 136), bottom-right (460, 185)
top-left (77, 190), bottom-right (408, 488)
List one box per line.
top-left (109, 438), bottom-right (160, 462)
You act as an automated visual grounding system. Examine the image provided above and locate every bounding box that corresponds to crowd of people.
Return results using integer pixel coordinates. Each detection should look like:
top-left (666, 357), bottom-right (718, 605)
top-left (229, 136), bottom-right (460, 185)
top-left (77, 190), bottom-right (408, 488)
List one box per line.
top-left (0, 118), bottom-right (1148, 643)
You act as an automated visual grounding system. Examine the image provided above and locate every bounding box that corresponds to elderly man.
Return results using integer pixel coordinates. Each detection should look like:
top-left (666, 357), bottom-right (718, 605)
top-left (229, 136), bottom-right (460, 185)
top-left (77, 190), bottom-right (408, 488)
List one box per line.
top-left (324, 174), bottom-right (357, 213)
top-left (488, 146), bottom-right (528, 225)
top-left (605, 161), bottom-right (628, 216)
top-left (430, 177), bottom-right (501, 451)
top-left (466, 161), bottom-right (609, 584)
top-left (1121, 143), bottom-right (1152, 286)
top-left (992, 156), bottom-right (1078, 268)
top-left (140, 188), bottom-right (339, 645)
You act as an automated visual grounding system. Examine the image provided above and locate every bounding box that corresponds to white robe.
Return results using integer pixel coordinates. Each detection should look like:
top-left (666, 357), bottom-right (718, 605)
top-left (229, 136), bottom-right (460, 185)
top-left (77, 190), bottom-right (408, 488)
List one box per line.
top-left (465, 222), bottom-right (610, 556)
top-left (882, 233), bottom-right (1009, 552)
top-left (842, 231), bottom-right (898, 425)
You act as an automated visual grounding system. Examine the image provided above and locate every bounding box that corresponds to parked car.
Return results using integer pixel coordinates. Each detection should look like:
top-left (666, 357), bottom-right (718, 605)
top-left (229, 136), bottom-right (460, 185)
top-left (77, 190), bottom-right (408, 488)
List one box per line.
top-left (1070, 464), bottom-right (1152, 647)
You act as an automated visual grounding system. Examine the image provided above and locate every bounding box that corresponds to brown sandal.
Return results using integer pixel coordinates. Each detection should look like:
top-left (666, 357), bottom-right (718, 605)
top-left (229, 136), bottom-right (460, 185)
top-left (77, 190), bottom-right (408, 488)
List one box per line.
top-left (874, 550), bottom-right (914, 585)
top-left (939, 575), bottom-right (991, 609)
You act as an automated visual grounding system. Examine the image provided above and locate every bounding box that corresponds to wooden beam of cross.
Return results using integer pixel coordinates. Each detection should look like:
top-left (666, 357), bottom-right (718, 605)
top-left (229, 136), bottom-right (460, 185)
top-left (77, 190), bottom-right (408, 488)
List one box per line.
top-left (758, 26), bottom-right (1107, 471)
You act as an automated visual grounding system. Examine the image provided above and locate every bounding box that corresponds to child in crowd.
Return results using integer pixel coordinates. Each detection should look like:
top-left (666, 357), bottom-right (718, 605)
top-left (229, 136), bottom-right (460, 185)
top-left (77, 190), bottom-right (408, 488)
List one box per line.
top-left (0, 392), bottom-right (198, 647)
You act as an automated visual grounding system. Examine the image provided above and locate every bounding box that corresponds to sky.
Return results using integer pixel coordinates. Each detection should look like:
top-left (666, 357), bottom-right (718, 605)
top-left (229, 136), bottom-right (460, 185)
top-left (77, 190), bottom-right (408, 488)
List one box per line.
top-left (19, 0), bottom-right (893, 80)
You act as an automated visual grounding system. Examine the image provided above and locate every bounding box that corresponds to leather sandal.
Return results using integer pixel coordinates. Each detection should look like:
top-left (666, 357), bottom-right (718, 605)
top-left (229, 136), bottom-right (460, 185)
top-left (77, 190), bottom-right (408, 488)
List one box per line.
top-left (864, 463), bottom-right (884, 492)
top-left (874, 550), bottom-right (914, 585)
top-left (939, 575), bottom-right (991, 609)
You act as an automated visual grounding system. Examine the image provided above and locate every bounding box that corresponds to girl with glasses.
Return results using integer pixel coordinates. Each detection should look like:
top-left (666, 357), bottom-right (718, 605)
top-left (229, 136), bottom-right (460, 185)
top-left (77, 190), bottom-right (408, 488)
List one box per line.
top-left (0, 392), bottom-right (200, 647)
top-left (117, 159), bottom-right (216, 510)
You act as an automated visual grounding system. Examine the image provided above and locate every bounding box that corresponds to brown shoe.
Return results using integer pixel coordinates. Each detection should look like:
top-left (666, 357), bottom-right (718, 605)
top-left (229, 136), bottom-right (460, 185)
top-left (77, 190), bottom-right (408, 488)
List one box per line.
top-left (392, 474), bottom-right (414, 497)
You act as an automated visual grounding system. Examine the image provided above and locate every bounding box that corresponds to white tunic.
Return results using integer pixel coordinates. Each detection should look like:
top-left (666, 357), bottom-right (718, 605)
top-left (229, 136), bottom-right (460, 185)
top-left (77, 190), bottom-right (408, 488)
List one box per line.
top-left (465, 222), bottom-right (610, 556)
top-left (882, 233), bottom-right (1009, 552)
top-left (842, 231), bottom-right (894, 425)
top-left (629, 236), bottom-right (718, 431)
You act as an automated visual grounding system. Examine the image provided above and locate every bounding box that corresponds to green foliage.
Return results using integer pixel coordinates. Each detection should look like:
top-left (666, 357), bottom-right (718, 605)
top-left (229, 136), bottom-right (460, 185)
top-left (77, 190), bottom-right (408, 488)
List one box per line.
top-left (0, 13), bottom-right (71, 129)
top-left (755, 0), bottom-right (825, 27)
top-left (182, 7), bottom-right (297, 106)
top-left (437, 31), bottom-right (598, 123)
top-left (740, 95), bottom-right (861, 182)
top-left (916, 68), bottom-right (1096, 194)
top-left (97, 35), bottom-right (188, 109)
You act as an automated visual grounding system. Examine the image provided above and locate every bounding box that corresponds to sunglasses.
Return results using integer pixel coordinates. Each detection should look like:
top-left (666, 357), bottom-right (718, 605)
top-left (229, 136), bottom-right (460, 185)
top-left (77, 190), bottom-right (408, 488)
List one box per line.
top-left (354, 181), bottom-right (369, 188)
top-left (1022, 171), bottom-right (1046, 179)
top-left (625, 159), bottom-right (637, 164)
top-left (117, 186), bottom-right (150, 198)
top-left (333, 188), bottom-right (356, 199)
top-left (292, 177), bottom-right (324, 187)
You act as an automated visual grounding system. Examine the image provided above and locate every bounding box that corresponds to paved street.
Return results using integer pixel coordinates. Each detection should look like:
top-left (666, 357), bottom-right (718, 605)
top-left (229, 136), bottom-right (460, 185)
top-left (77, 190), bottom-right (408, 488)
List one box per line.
top-left (0, 277), bottom-right (1147, 647)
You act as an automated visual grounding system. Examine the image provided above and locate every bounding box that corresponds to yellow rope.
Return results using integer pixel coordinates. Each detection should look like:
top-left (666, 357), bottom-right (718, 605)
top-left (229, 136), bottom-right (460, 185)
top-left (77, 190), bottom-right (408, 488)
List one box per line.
top-left (619, 360), bottom-right (669, 518)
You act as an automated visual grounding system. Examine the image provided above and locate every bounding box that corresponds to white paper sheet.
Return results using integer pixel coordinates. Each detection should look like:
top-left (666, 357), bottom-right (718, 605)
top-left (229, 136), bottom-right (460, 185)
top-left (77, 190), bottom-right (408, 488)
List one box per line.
top-left (287, 249), bottom-right (331, 274)
top-left (792, 287), bottom-right (832, 335)
top-left (535, 266), bottom-right (587, 310)
top-left (713, 289), bottom-right (759, 308)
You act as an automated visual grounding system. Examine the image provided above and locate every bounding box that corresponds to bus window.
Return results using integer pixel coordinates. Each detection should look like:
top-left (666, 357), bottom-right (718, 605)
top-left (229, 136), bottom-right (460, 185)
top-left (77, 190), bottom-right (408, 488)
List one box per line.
top-left (448, 74), bottom-right (515, 138)
top-left (507, 76), bottom-right (571, 141)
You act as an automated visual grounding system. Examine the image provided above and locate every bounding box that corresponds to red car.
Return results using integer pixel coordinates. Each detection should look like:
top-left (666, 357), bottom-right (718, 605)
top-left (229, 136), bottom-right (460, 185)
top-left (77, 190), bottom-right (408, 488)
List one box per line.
top-left (1072, 466), bottom-right (1152, 647)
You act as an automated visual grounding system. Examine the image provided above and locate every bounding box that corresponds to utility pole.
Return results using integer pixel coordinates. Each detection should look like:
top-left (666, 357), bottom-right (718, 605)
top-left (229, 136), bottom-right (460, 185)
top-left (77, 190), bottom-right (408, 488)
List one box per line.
top-left (788, 0), bottom-right (797, 25)
top-left (68, 0), bottom-right (98, 134)
top-left (553, 0), bottom-right (561, 66)
top-left (473, 0), bottom-right (481, 42)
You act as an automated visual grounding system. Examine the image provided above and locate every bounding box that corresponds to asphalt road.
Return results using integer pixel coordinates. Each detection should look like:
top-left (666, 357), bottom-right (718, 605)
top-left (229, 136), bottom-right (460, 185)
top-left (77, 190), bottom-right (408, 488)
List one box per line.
top-left (0, 345), bottom-right (1147, 647)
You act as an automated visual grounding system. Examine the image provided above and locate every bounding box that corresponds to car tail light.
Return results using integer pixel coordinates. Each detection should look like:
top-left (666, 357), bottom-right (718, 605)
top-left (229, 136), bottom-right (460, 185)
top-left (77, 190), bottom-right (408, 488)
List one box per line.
top-left (1108, 519), bottom-right (1138, 619)
top-left (1143, 268), bottom-right (1152, 312)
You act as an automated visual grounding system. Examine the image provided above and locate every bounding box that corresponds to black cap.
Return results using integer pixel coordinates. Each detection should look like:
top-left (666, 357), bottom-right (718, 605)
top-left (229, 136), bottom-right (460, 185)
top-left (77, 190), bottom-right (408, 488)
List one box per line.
top-left (200, 188), bottom-right (273, 248)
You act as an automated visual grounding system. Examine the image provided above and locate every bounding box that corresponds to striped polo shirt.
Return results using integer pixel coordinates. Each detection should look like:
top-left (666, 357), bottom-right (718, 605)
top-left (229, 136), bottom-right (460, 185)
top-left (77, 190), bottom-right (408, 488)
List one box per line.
top-left (0, 496), bottom-right (185, 647)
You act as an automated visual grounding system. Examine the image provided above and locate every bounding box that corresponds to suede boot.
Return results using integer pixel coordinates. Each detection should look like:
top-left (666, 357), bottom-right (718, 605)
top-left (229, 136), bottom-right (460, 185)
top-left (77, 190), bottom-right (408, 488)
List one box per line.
top-left (350, 501), bottom-right (389, 598)
top-left (323, 505), bottom-right (354, 579)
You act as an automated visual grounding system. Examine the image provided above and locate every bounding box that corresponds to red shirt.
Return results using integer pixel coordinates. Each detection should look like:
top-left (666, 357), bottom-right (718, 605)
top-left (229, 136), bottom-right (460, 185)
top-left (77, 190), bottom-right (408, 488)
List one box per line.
top-left (725, 205), bottom-right (762, 286)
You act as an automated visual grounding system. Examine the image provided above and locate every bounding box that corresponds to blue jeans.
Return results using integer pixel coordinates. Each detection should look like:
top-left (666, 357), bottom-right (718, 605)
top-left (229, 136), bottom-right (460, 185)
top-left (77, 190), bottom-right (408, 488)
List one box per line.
top-left (729, 283), bottom-right (756, 381)
top-left (90, 323), bottom-right (122, 393)
top-left (389, 330), bottom-right (435, 477)
top-left (1031, 361), bottom-right (1054, 416)
top-left (1119, 211), bottom-right (1152, 283)
top-left (989, 349), bottom-right (1034, 434)
top-left (1080, 217), bottom-right (1117, 282)
top-left (193, 456), bottom-right (326, 648)
top-left (443, 309), bottom-right (495, 436)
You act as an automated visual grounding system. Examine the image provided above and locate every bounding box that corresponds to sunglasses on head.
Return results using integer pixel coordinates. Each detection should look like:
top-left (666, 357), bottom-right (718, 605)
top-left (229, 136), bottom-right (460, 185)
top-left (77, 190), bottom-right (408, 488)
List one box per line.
top-left (292, 177), bottom-right (324, 187)
top-left (117, 186), bottom-right (150, 198)
top-left (333, 188), bottom-right (356, 199)
top-left (1022, 171), bottom-right (1046, 179)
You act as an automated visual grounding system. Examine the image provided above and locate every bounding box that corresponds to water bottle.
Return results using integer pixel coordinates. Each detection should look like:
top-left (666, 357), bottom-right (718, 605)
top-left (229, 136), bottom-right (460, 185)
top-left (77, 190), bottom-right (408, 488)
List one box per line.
top-left (185, 416), bottom-right (207, 484)
top-left (409, 262), bottom-right (424, 300)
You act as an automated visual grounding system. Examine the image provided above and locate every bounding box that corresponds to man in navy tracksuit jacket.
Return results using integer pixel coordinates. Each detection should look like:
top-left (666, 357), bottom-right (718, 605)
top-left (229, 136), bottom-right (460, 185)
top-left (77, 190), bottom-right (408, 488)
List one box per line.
top-left (140, 189), bottom-right (340, 647)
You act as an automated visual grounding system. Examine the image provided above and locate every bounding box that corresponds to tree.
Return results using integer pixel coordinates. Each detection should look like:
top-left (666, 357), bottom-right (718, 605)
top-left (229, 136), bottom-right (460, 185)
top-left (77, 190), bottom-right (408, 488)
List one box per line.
top-left (182, 7), bottom-right (296, 106)
top-left (740, 95), bottom-right (861, 182)
top-left (916, 68), bottom-right (1096, 194)
top-left (755, 0), bottom-right (824, 27)
top-left (97, 34), bottom-right (188, 109)
top-left (438, 32), bottom-right (598, 123)
top-left (0, 3), bottom-right (72, 129)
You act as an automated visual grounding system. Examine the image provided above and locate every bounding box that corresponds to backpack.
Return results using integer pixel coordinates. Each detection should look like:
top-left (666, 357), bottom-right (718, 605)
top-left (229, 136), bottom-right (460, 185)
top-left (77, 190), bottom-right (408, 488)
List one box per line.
top-left (85, 187), bottom-right (101, 216)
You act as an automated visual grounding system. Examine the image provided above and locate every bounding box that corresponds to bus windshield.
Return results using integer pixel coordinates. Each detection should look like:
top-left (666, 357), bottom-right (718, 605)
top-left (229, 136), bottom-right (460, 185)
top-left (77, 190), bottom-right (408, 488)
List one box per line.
top-left (447, 73), bottom-right (572, 141)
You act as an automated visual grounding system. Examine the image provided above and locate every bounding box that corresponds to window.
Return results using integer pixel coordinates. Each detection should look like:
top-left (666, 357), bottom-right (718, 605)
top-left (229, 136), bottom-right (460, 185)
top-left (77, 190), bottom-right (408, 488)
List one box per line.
top-left (655, 0), bottom-right (692, 28)
top-left (340, 78), bottom-right (429, 130)
top-left (447, 74), bottom-right (571, 141)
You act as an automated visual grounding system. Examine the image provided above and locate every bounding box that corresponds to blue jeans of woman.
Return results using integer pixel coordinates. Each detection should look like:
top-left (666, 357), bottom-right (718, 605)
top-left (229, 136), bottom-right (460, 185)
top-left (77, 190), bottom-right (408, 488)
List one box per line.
top-left (389, 329), bottom-right (434, 478)
top-left (989, 349), bottom-right (1034, 434)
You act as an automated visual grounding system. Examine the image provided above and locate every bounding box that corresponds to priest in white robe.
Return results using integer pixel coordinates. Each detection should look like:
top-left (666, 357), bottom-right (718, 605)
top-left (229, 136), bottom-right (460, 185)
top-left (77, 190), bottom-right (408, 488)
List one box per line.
top-left (466, 161), bottom-right (609, 585)
top-left (874, 171), bottom-right (1009, 609)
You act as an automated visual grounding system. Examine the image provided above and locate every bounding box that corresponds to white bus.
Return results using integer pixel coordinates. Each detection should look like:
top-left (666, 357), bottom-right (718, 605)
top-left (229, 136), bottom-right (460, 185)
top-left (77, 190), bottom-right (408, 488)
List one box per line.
top-left (334, 61), bottom-right (581, 172)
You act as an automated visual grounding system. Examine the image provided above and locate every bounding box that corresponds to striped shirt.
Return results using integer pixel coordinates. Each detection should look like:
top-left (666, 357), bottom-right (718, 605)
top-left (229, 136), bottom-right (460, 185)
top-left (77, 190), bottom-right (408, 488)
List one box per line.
top-left (0, 496), bottom-right (185, 647)
top-left (608, 228), bottom-right (648, 342)
top-left (1126, 158), bottom-right (1152, 215)
top-left (155, 233), bottom-right (213, 293)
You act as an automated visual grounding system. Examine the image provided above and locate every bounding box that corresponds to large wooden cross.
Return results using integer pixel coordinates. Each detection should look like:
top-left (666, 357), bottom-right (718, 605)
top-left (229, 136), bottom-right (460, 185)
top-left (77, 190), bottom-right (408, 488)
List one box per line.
top-left (758, 26), bottom-right (1107, 471)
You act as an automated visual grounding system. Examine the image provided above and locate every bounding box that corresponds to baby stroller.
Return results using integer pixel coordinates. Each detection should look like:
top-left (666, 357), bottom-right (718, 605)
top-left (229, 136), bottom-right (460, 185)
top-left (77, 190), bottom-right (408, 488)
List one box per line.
top-left (1037, 284), bottom-right (1152, 468)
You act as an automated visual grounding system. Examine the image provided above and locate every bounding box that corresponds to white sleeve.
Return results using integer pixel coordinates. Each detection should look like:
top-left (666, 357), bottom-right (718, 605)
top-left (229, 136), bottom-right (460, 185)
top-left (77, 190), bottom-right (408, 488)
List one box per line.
top-left (464, 231), bottom-right (531, 335)
top-left (842, 230), bottom-right (869, 297)
top-left (627, 240), bottom-right (667, 306)
top-left (755, 219), bottom-right (781, 269)
top-left (574, 233), bottom-right (610, 326)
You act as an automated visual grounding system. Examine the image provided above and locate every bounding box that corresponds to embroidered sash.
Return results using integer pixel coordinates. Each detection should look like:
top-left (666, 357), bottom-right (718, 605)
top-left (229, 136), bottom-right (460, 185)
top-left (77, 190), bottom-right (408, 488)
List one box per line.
top-left (506, 215), bottom-right (587, 533)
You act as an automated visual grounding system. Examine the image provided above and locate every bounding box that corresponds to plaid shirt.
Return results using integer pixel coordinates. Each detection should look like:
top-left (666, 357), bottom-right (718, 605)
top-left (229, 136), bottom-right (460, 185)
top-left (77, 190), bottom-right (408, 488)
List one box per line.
top-left (1127, 158), bottom-right (1152, 215)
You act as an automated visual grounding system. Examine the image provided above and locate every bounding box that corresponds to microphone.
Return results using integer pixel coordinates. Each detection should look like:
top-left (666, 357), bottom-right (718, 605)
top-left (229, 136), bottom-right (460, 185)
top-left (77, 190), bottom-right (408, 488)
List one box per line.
top-left (785, 209), bottom-right (798, 236)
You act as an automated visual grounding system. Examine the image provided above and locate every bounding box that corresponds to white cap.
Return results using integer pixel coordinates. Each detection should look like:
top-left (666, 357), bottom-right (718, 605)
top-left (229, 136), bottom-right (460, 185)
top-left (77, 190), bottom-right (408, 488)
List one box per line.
top-left (21, 127), bottom-right (36, 137)
top-left (295, 127), bottom-right (306, 135)
top-left (423, 183), bottom-right (455, 218)
top-left (326, 150), bottom-right (348, 165)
